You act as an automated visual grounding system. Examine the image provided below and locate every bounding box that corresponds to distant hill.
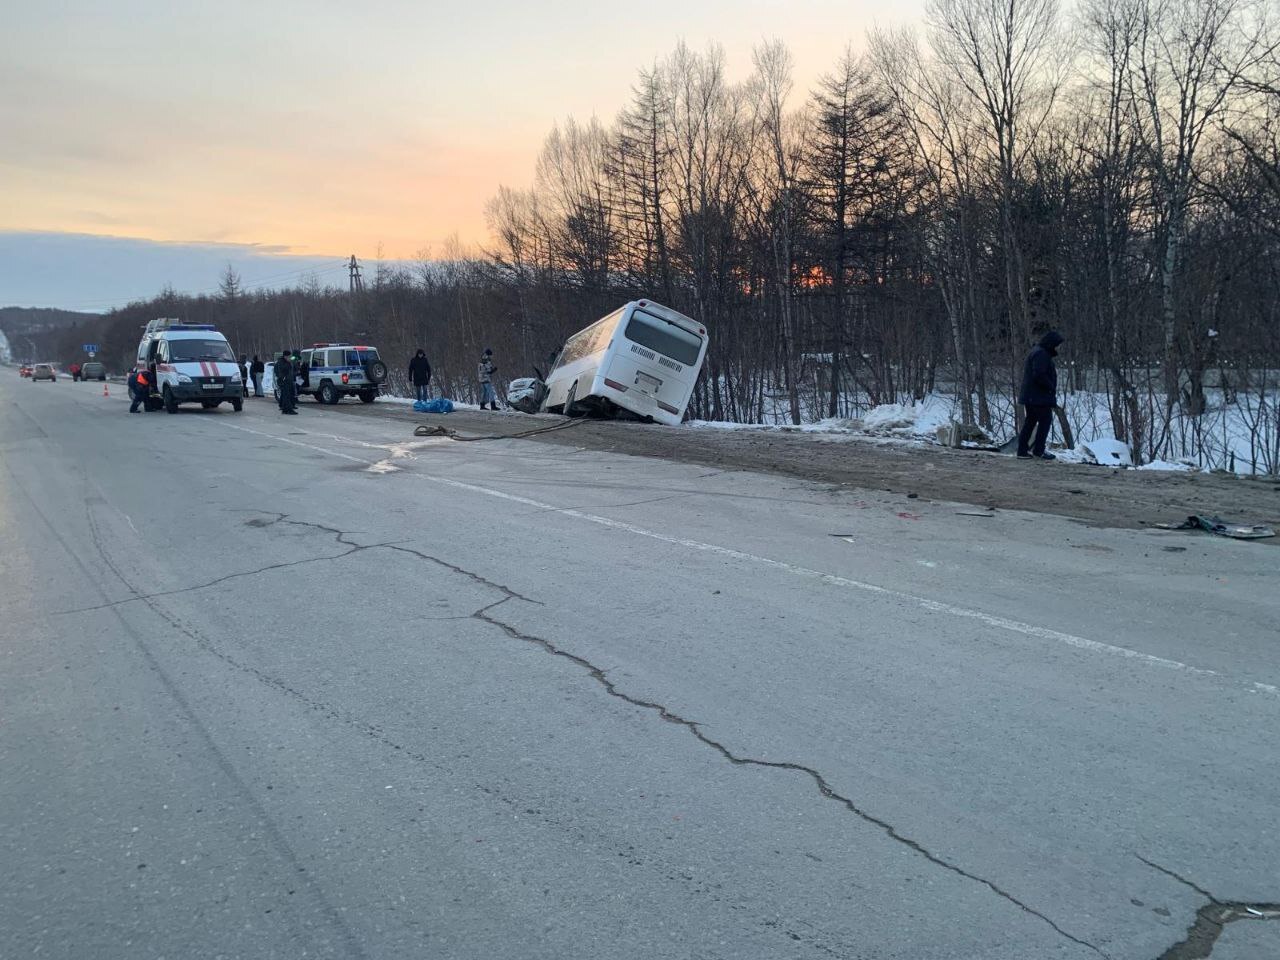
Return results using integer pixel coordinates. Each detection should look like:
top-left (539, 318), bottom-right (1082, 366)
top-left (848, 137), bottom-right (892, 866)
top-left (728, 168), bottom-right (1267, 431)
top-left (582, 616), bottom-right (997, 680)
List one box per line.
top-left (0, 307), bottom-right (104, 363)
top-left (0, 306), bottom-right (102, 335)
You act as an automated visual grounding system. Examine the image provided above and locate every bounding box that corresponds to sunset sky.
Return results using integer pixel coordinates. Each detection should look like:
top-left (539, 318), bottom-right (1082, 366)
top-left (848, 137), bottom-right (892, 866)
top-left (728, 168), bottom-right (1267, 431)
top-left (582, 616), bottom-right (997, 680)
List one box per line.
top-left (3, 0), bottom-right (924, 307)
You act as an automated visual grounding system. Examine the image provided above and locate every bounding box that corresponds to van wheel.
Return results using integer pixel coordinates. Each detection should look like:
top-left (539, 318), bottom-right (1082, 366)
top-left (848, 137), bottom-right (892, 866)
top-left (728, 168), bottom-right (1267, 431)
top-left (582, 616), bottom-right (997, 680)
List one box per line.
top-left (163, 386), bottom-right (178, 413)
top-left (318, 382), bottom-right (339, 404)
top-left (231, 398), bottom-right (243, 412)
top-left (563, 382), bottom-right (579, 418)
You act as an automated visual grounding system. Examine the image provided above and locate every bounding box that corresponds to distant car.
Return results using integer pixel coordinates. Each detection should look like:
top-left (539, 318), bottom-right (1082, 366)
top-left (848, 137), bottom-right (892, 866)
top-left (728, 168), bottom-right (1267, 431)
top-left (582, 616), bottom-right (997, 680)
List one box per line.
top-left (32, 363), bottom-right (57, 382)
top-left (19, 364), bottom-right (32, 377)
top-left (81, 361), bottom-right (106, 381)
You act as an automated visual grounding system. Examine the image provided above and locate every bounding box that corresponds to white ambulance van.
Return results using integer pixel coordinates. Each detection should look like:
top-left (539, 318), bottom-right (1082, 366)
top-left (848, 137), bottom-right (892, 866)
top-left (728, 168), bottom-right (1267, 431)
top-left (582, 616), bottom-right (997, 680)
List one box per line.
top-left (137, 319), bottom-right (243, 413)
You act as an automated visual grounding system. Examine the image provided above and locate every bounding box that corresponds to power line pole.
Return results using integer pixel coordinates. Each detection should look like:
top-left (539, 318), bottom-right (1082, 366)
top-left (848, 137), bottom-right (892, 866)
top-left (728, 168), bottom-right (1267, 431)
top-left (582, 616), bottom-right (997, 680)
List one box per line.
top-left (348, 255), bottom-right (364, 295)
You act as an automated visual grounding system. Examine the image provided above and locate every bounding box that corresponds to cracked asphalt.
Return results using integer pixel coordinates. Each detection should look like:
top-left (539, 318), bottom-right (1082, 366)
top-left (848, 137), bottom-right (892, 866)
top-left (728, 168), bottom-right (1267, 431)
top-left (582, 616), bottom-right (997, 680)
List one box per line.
top-left (2, 378), bottom-right (1277, 960)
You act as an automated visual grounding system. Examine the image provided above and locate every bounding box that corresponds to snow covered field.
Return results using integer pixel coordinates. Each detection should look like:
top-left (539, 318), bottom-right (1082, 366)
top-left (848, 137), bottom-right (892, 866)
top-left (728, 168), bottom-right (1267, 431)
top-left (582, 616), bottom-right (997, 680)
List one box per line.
top-left (692, 389), bottom-right (1278, 476)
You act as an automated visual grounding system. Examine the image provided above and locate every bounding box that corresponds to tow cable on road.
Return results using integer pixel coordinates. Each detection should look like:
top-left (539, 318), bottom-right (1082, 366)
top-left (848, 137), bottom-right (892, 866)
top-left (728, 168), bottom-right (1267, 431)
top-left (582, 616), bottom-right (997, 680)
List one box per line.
top-left (413, 418), bottom-right (590, 442)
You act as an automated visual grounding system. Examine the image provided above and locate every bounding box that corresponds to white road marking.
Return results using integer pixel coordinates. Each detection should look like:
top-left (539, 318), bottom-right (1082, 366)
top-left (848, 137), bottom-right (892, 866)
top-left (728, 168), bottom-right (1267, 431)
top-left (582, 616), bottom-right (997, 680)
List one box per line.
top-left (216, 417), bottom-right (1278, 698)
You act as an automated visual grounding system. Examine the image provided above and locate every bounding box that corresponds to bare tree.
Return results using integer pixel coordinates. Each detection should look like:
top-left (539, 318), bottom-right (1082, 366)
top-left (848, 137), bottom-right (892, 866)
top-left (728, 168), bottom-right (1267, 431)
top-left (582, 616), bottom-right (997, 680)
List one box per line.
top-left (872, 27), bottom-right (987, 423)
top-left (926, 0), bottom-right (1069, 389)
top-left (1129, 0), bottom-right (1263, 418)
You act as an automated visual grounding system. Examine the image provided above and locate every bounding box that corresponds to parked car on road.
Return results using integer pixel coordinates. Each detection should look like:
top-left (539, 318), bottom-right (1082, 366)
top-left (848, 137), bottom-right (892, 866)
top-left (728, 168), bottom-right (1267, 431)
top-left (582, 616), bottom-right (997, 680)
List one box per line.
top-left (31, 363), bottom-right (57, 382)
top-left (81, 361), bottom-right (106, 381)
top-left (273, 343), bottom-right (388, 405)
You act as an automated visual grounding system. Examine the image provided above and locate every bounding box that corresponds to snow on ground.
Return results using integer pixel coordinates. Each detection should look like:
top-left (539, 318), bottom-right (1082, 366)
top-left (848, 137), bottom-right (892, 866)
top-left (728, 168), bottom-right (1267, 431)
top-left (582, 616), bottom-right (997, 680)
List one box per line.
top-left (859, 397), bottom-right (954, 439)
top-left (690, 396), bottom-right (957, 441)
top-left (688, 389), bottom-right (1275, 476)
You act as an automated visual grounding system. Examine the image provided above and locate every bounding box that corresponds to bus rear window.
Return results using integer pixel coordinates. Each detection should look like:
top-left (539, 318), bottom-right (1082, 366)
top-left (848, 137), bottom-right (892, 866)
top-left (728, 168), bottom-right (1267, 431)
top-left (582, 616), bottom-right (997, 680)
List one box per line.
top-left (624, 310), bottom-right (702, 366)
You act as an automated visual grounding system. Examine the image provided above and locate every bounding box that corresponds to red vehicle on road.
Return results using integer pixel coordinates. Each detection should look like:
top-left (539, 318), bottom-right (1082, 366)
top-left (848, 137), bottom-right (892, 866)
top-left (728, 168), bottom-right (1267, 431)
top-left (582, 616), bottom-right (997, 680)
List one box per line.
top-left (19, 364), bottom-right (33, 377)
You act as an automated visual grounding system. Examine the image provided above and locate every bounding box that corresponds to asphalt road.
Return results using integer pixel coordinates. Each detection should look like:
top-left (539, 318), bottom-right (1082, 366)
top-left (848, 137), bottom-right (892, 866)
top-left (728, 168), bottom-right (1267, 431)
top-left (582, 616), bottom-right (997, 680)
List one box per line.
top-left (2, 376), bottom-right (1277, 960)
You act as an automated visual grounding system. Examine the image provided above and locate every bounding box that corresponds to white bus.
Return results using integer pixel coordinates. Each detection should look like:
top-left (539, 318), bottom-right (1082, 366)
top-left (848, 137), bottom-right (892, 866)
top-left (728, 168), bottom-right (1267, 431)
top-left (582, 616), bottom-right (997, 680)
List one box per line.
top-left (544, 300), bottom-right (708, 426)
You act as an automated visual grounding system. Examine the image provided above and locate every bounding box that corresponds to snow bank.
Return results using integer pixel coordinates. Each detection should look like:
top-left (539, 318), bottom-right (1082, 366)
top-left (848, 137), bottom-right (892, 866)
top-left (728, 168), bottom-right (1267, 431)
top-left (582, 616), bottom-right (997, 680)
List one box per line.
top-left (860, 399), bottom-right (952, 437)
top-left (859, 399), bottom-right (953, 440)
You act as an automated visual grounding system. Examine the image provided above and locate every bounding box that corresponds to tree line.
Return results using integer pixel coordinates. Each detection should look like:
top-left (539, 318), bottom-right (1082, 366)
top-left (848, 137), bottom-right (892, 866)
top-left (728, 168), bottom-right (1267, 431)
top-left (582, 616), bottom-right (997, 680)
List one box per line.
top-left (30, 0), bottom-right (1280, 468)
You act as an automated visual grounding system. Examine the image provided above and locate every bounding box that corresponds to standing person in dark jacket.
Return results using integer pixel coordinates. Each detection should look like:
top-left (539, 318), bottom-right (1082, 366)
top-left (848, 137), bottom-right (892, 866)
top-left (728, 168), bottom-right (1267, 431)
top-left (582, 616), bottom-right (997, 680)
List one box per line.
top-left (1016, 330), bottom-right (1064, 460)
top-left (250, 355), bottom-right (265, 397)
top-left (238, 355), bottom-right (249, 397)
top-left (408, 349), bottom-right (432, 402)
top-left (275, 350), bottom-right (298, 414)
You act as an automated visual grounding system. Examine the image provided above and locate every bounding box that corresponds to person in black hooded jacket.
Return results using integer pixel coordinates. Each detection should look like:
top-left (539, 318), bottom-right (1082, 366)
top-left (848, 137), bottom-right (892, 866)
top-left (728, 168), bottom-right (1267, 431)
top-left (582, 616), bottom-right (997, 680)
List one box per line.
top-left (408, 349), bottom-right (432, 402)
top-left (1016, 330), bottom-right (1064, 460)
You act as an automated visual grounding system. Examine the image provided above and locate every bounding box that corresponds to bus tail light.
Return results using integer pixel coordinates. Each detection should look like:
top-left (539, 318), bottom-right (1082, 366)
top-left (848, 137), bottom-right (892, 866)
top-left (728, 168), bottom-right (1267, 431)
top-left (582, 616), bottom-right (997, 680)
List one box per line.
top-left (657, 400), bottom-right (679, 415)
top-left (603, 378), bottom-right (628, 392)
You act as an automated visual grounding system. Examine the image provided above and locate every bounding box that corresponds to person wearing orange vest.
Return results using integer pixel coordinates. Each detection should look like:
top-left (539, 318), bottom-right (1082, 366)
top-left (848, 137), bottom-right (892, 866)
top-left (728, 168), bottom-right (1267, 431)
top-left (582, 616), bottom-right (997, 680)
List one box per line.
top-left (128, 366), bottom-right (152, 413)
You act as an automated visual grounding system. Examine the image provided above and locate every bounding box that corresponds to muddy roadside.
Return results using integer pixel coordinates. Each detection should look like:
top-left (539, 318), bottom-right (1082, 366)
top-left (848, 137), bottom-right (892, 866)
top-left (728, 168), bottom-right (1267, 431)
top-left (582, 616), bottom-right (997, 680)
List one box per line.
top-left (326, 401), bottom-right (1280, 536)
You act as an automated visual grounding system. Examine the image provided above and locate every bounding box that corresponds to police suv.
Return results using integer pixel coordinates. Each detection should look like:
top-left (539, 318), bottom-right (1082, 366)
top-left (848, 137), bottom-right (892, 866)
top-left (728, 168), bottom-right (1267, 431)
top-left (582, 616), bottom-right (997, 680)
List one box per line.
top-left (277, 343), bottom-right (389, 404)
top-left (137, 319), bottom-right (243, 413)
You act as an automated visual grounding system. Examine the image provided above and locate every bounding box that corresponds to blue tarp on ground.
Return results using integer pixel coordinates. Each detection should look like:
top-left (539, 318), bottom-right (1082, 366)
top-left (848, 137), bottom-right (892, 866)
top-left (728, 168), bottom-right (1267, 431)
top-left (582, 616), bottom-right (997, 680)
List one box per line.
top-left (414, 398), bottom-right (455, 413)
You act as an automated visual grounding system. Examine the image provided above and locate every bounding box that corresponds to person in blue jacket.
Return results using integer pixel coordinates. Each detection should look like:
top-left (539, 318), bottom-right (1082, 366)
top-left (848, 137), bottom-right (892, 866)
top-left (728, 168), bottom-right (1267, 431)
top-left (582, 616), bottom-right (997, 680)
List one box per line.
top-left (1016, 330), bottom-right (1064, 460)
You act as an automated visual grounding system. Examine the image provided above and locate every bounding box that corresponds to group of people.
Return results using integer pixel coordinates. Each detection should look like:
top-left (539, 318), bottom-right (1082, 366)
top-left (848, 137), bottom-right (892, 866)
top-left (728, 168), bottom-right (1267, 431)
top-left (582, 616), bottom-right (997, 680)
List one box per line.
top-left (409, 347), bottom-right (501, 410)
top-left (237, 355), bottom-right (267, 398)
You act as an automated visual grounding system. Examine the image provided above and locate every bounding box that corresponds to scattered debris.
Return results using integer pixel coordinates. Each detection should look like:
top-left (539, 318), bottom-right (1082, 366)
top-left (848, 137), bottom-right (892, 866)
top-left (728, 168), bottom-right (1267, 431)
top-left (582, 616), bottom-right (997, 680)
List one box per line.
top-left (956, 509), bottom-right (995, 518)
top-left (1155, 515), bottom-right (1276, 540)
top-left (936, 422), bottom-right (993, 447)
top-left (1078, 438), bottom-right (1134, 467)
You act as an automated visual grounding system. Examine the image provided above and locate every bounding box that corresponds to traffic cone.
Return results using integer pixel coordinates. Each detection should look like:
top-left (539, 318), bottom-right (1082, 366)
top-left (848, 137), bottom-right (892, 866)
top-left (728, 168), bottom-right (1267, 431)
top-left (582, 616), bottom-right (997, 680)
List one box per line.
top-left (103, 382), bottom-right (109, 398)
